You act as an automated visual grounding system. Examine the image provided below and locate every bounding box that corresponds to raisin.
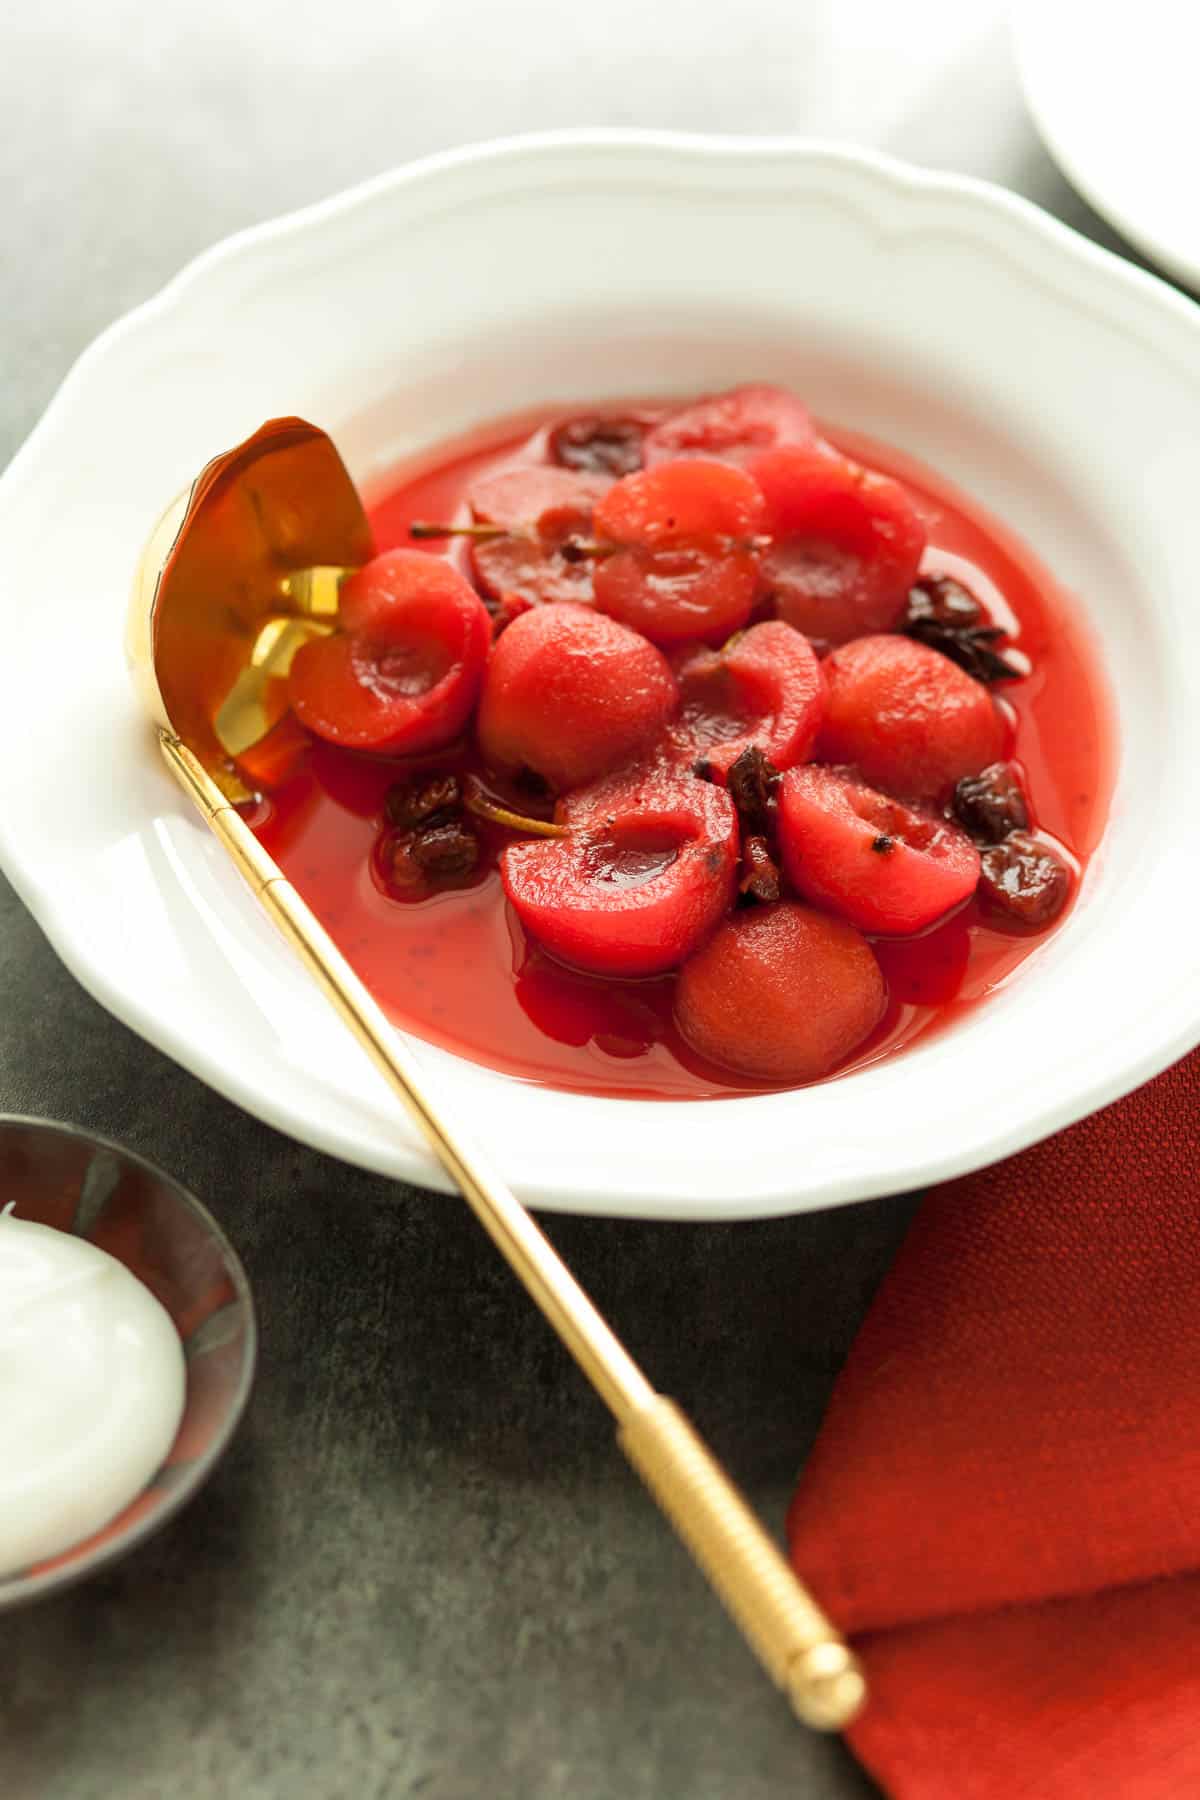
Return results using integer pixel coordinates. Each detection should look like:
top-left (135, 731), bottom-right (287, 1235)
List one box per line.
top-left (738, 834), bottom-right (781, 904)
top-left (953, 763), bottom-right (1030, 843)
top-left (384, 772), bottom-right (462, 831)
top-left (378, 773), bottom-right (480, 896)
top-left (549, 415), bottom-right (646, 477)
top-left (376, 830), bottom-right (429, 892)
top-left (410, 821), bottom-right (480, 878)
top-left (978, 832), bottom-right (1071, 928)
top-left (377, 820), bottom-right (480, 895)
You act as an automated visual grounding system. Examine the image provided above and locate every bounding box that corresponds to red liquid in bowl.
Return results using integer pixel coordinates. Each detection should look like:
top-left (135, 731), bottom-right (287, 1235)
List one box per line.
top-left (248, 413), bottom-right (1115, 1099)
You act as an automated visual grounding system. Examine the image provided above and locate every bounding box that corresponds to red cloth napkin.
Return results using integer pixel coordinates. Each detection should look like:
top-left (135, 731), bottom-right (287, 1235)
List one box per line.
top-left (788, 1047), bottom-right (1200, 1799)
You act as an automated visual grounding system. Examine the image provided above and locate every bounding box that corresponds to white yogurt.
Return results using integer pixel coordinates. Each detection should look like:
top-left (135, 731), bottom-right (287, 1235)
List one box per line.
top-left (0, 1211), bottom-right (186, 1577)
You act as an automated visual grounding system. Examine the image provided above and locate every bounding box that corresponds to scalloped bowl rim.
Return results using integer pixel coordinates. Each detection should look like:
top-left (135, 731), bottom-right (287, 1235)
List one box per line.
top-left (1, 132), bottom-right (1198, 1218)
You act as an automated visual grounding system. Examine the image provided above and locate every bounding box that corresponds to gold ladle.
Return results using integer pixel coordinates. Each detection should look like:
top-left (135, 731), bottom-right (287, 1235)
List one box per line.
top-left (125, 416), bottom-right (865, 1731)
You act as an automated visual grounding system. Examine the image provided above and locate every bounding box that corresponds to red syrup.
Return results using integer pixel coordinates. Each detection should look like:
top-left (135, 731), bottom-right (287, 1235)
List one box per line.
top-left (247, 412), bottom-right (1115, 1099)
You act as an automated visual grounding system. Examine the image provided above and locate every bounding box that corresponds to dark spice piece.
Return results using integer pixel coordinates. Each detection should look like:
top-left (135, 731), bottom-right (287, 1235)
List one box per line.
top-left (549, 415), bottom-right (646, 478)
top-left (724, 744), bottom-right (782, 834)
top-left (903, 576), bottom-right (1024, 684)
top-left (978, 832), bottom-right (1071, 929)
top-left (379, 770), bottom-right (481, 894)
top-left (905, 574), bottom-right (984, 630)
top-left (953, 763), bottom-right (1030, 844)
top-left (384, 771), bottom-right (462, 831)
top-left (871, 834), bottom-right (894, 855)
top-left (738, 835), bottom-right (782, 904)
top-left (409, 821), bottom-right (480, 878)
top-left (377, 832), bottom-right (428, 892)
top-left (378, 820), bottom-right (480, 894)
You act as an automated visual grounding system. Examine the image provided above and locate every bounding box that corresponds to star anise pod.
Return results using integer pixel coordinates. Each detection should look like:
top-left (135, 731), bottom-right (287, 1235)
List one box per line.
top-left (903, 576), bottom-right (1024, 684)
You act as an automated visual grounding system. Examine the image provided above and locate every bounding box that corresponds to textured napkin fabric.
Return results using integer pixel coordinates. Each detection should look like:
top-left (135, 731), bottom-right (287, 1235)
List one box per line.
top-left (788, 1047), bottom-right (1200, 1799)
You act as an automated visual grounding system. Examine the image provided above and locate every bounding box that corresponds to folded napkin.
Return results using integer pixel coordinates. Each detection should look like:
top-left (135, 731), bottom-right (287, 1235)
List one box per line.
top-left (788, 1047), bottom-right (1200, 1799)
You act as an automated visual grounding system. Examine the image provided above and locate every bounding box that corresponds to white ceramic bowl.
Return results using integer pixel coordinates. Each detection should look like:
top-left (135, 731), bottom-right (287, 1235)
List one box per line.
top-left (1, 133), bottom-right (1198, 1219)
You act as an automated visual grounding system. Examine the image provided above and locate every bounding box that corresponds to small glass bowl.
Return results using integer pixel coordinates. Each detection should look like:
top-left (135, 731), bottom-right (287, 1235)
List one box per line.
top-left (0, 1115), bottom-right (257, 1609)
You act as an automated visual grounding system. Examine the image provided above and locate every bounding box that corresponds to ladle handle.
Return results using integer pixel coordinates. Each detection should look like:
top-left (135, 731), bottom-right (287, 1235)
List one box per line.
top-left (159, 730), bottom-right (864, 1732)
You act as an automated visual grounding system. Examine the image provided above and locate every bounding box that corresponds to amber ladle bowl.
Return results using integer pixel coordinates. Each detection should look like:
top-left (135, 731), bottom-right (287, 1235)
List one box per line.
top-left (124, 416), bottom-right (864, 1731)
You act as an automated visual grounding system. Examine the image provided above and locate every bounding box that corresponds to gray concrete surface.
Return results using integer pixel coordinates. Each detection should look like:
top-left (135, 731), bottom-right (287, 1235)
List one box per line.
top-left (0, 4), bottom-right (1159, 1795)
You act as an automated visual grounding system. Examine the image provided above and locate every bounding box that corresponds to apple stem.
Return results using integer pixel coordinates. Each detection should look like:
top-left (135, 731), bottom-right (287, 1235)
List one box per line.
top-left (409, 519), bottom-right (614, 561)
top-left (462, 776), bottom-right (568, 838)
top-left (409, 520), bottom-right (512, 543)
